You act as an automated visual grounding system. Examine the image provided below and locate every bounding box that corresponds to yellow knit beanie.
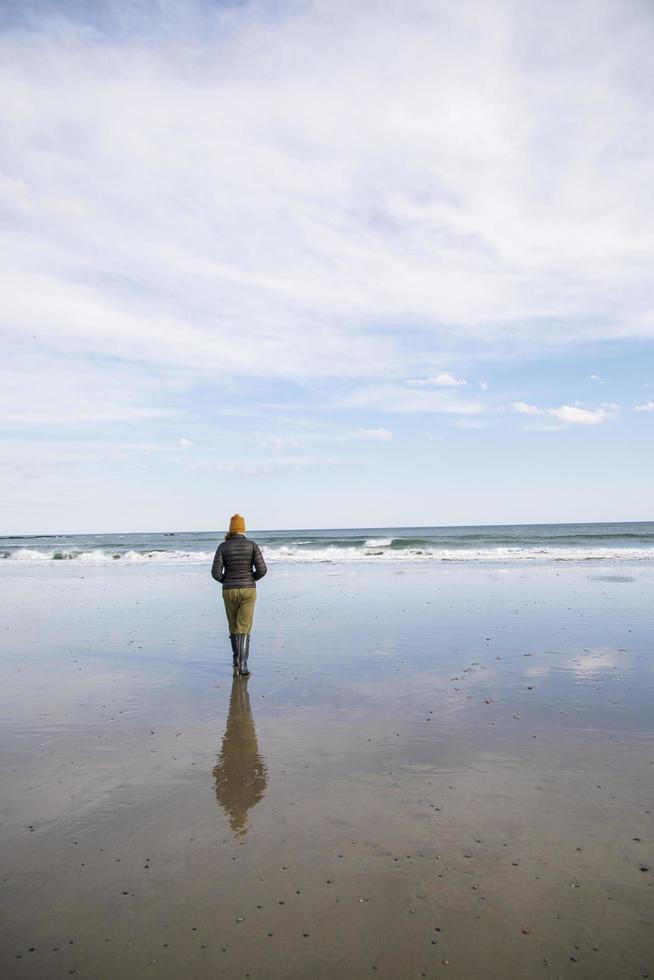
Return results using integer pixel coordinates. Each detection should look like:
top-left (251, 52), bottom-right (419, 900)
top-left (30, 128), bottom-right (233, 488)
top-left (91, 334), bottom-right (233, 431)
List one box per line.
top-left (229, 513), bottom-right (246, 535)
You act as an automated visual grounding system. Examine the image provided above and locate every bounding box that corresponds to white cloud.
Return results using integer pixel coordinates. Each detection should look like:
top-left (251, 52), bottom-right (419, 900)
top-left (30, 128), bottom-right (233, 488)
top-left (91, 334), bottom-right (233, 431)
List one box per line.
top-left (478, 380), bottom-right (489, 391)
top-left (355, 427), bottom-right (394, 441)
top-left (634, 400), bottom-right (654, 412)
top-left (251, 431), bottom-right (311, 453)
top-left (0, 0), bottom-right (653, 423)
top-left (0, 359), bottom-right (175, 425)
top-left (187, 455), bottom-right (342, 477)
top-left (514, 401), bottom-right (544, 416)
top-left (550, 405), bottom-right (615, 425)
top-left (178, 436), bottom-right (193, 447)
top-left (0, 438), bottom-right (199, 479)
top-left (589, 374), bottom-right (605, 384)
top-left (347, 385), bottom-right (486, 415)
top-left (407, 373), bottom-right (468, 388)
top-left (513, 401), bottom-right (619, 425)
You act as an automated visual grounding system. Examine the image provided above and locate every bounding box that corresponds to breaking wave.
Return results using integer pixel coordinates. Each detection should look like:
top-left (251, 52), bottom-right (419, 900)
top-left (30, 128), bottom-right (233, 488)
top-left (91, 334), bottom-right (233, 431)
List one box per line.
top-left (3, 544), bottom-right (654, 565)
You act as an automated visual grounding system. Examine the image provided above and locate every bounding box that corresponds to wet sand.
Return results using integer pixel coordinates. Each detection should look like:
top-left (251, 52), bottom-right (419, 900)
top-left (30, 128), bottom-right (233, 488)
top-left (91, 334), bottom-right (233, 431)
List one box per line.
top-left (1, 562), bottom-right (653, 979)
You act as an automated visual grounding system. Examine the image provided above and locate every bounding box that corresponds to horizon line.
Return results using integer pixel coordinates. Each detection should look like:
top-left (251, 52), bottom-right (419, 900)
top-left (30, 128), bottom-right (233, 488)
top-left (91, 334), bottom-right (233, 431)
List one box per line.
top-left (2, 518), bottom-right (653, 537)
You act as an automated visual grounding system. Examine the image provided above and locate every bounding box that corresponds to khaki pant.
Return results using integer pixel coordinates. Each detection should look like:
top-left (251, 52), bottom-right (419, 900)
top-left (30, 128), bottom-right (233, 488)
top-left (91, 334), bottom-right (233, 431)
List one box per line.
top-left (223, 588), bottom-right (257, 634)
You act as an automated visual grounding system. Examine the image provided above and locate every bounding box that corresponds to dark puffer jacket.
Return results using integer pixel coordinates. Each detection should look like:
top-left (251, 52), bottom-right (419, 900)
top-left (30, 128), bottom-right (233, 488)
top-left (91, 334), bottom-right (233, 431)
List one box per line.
top-left (211, 534), bottom-right (267, 590)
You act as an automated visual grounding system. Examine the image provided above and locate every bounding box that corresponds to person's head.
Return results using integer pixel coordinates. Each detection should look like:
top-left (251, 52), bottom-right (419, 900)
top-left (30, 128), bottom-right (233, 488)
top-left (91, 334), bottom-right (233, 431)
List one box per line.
top-left (226, 513), bottom-right (246, 539)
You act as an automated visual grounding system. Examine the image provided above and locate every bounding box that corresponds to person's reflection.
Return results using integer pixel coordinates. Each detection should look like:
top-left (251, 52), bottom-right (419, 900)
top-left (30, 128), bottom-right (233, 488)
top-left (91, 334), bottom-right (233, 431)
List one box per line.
top-left (213, 676), bottom-right (267, 836)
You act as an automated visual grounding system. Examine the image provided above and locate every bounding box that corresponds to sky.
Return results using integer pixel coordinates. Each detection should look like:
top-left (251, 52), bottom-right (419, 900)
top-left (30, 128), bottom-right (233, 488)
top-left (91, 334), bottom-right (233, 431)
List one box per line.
top-left (1, 0), bottom-right (653, 533)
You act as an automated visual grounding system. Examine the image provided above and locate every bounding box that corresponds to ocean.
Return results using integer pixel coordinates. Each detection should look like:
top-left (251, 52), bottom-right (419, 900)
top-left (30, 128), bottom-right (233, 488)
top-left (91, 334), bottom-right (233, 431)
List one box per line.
top-left (1, 521), bottom-right (653, 565)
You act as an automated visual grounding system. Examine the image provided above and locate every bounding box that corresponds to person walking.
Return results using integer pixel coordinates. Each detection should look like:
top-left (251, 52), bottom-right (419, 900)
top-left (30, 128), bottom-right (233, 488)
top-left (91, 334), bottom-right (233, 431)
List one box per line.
top-left (211, 514), bottom-right (267, 676)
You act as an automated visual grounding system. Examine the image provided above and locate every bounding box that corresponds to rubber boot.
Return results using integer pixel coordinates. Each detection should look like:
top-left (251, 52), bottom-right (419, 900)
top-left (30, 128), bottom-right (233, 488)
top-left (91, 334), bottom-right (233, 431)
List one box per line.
top-left (235, 633), bottom-right (245, 676)
top-left (239, 634), bottom-right (251, 676)
top-left (229, 634), bottom-right (239, 674)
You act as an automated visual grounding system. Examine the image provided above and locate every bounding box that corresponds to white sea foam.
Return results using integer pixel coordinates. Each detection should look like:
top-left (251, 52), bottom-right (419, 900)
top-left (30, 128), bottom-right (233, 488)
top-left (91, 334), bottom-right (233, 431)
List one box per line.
top-left (12, 548), bottom-right (53, 561)
top-left (119, 549), bottom-right (214, 563)
top-left (6, 548), bottom-right (216, 563)
top-left (263, 545), bottom-right (654, 564)
top-left (3, 545), bottom-right (654, 565)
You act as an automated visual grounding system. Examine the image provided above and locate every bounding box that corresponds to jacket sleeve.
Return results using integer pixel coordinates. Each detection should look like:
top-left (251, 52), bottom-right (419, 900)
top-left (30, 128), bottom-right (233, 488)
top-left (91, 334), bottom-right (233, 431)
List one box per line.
top-left (252, 543), bottom-right (267, 580)
top-left (211, 544), bottom-right (225, 583)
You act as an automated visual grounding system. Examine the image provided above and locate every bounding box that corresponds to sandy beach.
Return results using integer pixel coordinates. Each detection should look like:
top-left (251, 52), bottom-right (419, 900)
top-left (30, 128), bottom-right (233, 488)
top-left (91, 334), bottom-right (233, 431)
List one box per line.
top-left (1, 561), bottom-right (652, 979)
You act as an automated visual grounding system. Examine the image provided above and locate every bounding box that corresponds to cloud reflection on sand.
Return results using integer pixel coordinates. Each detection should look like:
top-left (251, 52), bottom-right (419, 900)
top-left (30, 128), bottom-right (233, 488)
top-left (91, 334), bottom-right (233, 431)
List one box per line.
top-left (565, 647), bottom-right (622, 679)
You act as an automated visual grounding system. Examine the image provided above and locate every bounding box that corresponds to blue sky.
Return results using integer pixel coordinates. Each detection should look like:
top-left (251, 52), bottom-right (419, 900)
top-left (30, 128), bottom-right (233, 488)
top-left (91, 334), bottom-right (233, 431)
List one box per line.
top-left (1, 0), bottom-right (653, 533)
